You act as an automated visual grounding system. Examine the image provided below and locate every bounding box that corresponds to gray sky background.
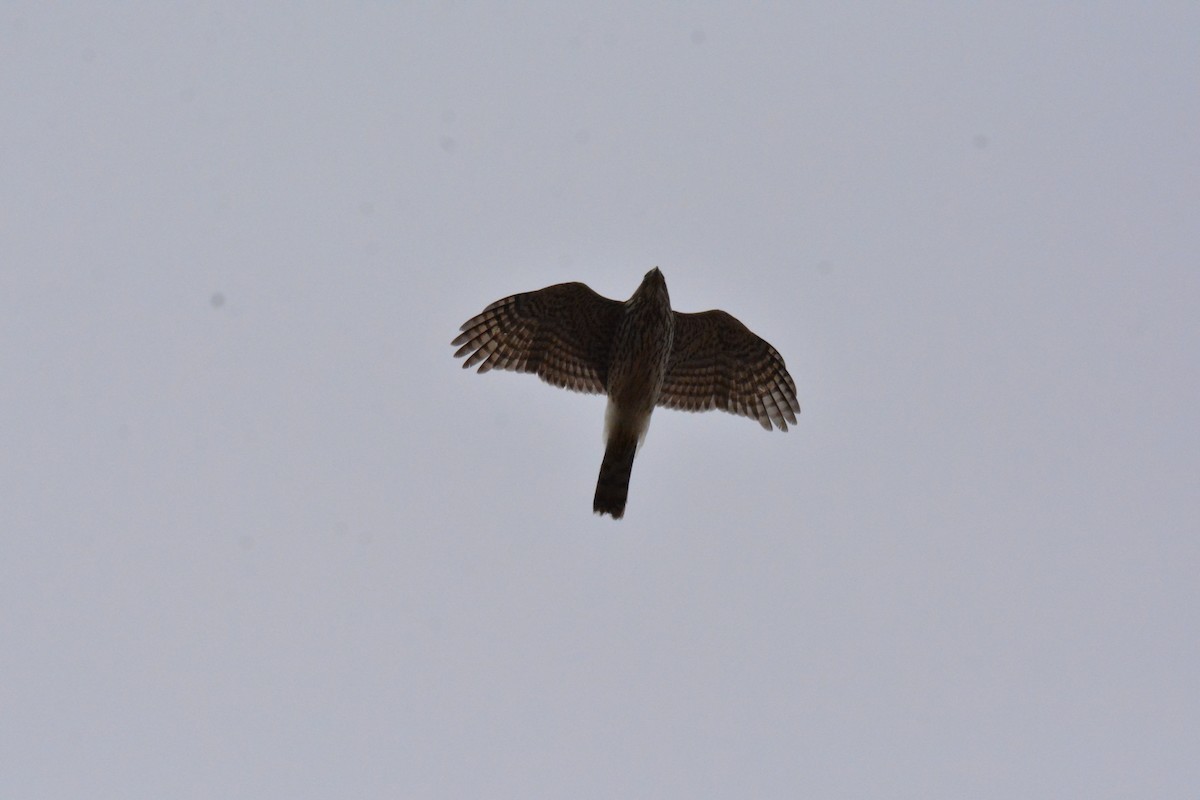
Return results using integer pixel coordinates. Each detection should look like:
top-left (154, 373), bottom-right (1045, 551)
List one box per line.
top-left (2, 3), bottom-right (1198, 798)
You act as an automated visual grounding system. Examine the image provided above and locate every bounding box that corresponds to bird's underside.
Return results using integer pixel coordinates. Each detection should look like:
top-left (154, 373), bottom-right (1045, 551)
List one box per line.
top-left (452, 268), bottom-right (800, 518)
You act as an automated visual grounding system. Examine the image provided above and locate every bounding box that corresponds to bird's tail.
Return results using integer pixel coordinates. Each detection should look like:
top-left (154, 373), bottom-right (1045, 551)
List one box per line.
top-left (593, 429), bottom-right (639, 519)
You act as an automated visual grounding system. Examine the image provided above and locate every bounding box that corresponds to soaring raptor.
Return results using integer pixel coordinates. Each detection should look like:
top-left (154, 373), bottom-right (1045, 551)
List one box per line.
top-left (452, 268), bottom-right (800, 518)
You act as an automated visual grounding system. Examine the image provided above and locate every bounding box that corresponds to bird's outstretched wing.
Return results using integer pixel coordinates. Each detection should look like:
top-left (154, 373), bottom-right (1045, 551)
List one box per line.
top-left (453, 282), bottom-right (623, 394)
top-left (659, 310), bottom-right (800, 430)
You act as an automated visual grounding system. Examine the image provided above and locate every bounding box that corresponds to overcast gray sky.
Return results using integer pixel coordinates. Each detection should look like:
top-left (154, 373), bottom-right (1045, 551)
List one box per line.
top-left (2, 3), bottom-right (1198, 798)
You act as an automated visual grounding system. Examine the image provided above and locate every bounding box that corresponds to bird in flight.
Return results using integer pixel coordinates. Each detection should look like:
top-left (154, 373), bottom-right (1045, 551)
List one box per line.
top-left (452, 268), bottom-right (800, 519)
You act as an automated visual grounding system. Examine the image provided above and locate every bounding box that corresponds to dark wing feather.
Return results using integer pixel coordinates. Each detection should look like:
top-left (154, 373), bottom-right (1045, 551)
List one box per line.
top-left (659, 310), bottom-right (800, 430)
top-left (452, 282), bottom-right (622, 394)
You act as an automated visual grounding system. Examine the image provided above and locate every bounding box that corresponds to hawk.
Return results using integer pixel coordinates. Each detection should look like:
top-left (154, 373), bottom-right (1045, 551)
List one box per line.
top-left (452, 268), bottom-right (800, 518)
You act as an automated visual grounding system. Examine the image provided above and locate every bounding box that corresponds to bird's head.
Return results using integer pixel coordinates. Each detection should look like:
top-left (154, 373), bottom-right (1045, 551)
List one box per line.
top-left (633, 267), bottom-right (672, 309)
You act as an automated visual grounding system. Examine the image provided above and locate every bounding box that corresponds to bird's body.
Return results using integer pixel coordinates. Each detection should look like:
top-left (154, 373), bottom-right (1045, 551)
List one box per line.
top-left (452, 268), bottom-right (799, 518)
top-left (593, 269), bottom-right (675, 517)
